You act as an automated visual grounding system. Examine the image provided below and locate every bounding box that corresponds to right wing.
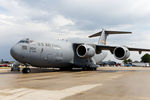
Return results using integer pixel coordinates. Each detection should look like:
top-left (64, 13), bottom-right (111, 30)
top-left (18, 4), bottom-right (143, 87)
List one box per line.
top-left (73, 43), bottom-right (150, 54)
top-left (95, 44), bottom-right (150, 54)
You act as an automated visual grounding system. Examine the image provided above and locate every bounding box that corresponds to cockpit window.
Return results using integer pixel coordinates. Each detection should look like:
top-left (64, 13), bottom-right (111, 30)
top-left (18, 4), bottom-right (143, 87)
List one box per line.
top-left (18, 38), bottom-right (33, 44)
top-left (19, 40), bottom-right (27, 43)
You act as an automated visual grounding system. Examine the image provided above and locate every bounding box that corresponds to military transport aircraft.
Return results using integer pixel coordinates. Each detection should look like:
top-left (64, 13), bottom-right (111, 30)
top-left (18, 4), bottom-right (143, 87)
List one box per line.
top-left (10, 29), bottom-right (150, 73)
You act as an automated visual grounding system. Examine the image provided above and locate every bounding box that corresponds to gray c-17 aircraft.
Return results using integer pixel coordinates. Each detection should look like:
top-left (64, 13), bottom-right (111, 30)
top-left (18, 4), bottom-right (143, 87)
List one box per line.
top-left (10, 29), bottom-right (150, 73)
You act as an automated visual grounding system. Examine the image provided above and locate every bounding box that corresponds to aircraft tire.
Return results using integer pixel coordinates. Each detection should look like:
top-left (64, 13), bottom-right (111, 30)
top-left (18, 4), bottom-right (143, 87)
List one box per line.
top-left (82, 67), bottom-right (88, 71)
top-left (60, 67), bottom-right (72, 71)
top-left (93, 68), bottom-right (97, 71)
top-left (83, 67), bottom-right (97, 71)
top-left (11, 68), bottom-right (13, 71)
top-left (26, 68), bottom-right (31, 73)
top-left (18, 68), bottom-right (20, 71)
top-left (22, 68), bottom-right (31, 73)
top-left (22, 68), bottom-right (26, 73)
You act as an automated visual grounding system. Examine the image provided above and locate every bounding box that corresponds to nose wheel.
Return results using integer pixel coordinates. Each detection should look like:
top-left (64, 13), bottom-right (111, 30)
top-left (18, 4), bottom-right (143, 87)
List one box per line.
top-left (22, 68), bottom-right (31, 73)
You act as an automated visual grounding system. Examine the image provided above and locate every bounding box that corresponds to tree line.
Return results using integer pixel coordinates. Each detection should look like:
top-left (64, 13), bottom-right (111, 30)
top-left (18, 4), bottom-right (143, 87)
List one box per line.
top-left (123, 53), bottom-right (150, 64)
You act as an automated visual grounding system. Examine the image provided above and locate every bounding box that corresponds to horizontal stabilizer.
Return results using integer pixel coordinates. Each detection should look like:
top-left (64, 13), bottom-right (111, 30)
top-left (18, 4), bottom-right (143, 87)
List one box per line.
top-left (89, 30), bottom-right (132, 38)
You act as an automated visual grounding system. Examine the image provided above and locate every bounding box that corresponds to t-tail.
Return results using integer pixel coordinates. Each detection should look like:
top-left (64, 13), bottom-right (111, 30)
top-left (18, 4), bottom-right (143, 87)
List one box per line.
top-left (89, 29), bottom-right (132, 45)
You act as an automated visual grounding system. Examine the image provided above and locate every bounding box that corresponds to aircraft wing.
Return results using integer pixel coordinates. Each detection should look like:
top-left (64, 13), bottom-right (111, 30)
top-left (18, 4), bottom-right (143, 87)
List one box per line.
top-left (95, 45), bottom-right (150, 54)
top-left (73, 43), bottom-right (150, 54)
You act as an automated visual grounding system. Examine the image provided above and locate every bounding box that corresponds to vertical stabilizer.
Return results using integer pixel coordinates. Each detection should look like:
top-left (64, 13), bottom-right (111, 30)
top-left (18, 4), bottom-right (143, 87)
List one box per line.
top-left (98, 29), bottom-right (107, 45)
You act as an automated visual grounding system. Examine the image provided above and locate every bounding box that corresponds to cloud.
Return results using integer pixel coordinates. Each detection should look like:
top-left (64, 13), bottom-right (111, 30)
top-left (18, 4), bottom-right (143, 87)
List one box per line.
top-left (19, 0), bottom-right (150, 28)
top-left (52, 15), bottom-right (74, 26)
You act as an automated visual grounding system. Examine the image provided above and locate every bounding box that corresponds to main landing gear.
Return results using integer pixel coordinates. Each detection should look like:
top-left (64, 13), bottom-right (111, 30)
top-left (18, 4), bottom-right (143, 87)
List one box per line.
top-left (60, 67), bottom-right (73, 71)
top-left (22, 68), bottom-right (31, 73)
top-left (82, 67), bottom-right (97, 71)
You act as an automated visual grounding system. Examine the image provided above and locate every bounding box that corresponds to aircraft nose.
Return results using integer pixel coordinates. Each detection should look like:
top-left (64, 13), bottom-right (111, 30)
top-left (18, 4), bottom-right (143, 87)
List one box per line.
top-left (10, 45), bottom-right (19, 59)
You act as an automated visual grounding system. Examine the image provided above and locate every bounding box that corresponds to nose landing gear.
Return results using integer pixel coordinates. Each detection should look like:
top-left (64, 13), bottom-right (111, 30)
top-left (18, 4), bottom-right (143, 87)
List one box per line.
top-left (22, 68), bottom-right (31, 73)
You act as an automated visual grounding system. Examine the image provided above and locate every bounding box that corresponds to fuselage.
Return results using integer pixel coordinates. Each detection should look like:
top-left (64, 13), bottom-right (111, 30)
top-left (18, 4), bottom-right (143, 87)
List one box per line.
top-left (10, 39), bottom-right (107, 68)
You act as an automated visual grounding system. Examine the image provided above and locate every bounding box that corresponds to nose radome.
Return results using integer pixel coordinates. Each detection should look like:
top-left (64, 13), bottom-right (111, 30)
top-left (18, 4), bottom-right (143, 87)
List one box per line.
top-left (10, 45), bottom-right (18, 59)
top-left (10, 44), bottom-right (28, 63)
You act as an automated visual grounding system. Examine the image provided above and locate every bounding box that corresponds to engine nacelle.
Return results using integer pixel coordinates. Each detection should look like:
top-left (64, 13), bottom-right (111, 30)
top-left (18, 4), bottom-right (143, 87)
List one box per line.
top-left (113, 46), bottom-right (130, 60)
top-left (76, 45), bottom-right (95, 58)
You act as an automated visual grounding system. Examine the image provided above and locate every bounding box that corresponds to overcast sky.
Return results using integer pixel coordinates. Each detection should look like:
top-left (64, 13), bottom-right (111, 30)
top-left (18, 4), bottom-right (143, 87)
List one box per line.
top-left (0, 0), bottom-right (150, 62)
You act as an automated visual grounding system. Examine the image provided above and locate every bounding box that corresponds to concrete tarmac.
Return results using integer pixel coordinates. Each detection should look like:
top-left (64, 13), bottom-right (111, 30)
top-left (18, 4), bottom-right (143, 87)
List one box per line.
top-left (0, 67), bottom-right (150, 100)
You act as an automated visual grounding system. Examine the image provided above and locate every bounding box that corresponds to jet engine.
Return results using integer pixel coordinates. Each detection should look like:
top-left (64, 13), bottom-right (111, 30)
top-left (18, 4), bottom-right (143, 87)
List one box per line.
top-left (76, 45), bottom-right (95, 58)
top-left (113, 46), bottom-right (130, 60)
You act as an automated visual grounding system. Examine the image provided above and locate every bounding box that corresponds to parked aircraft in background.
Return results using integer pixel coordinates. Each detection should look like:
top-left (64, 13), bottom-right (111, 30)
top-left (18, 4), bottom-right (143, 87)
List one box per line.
top-left (10, 29), bottom-right (150, 73)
